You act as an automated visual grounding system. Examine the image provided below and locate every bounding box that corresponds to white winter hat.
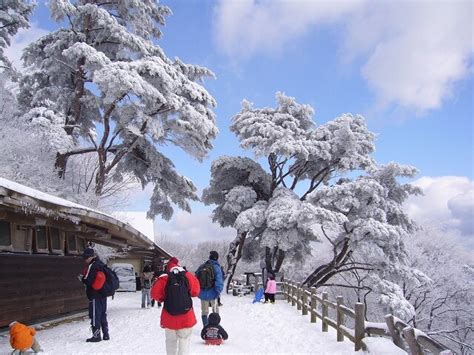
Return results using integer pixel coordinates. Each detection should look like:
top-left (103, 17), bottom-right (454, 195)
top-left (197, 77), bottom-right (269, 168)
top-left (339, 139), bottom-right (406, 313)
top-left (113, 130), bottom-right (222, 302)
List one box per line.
top-left (9, 321), bottom-right (17, 327)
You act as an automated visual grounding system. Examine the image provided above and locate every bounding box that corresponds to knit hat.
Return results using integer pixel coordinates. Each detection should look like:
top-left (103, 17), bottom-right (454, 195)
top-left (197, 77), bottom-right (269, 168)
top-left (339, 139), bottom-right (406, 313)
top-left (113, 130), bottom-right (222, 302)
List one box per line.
top-left (166, 257), bottom-right (179, 271)
top-left (209, 251), bottom-right (219, 261)
top-left (208, 312), bottom-right (221, 325)
top-left (82, 247), bottom-right (95, 259)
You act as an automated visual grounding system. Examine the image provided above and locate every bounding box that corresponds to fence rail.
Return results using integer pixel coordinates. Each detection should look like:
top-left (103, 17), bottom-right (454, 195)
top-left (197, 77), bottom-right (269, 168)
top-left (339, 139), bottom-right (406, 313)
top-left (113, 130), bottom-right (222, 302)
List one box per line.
top-left (283, 281), bottom-right (453, 354)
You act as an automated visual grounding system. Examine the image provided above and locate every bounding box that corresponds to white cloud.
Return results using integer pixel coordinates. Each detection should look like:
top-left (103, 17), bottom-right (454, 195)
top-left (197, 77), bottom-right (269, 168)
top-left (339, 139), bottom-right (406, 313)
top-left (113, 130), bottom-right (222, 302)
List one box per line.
top-left (213, 0), bottom-right (473, 112)
top-left (155, 210), bottom-right (235, 245)
top-left (213, 0), bottom-right (363, 59)
top-left (355, 1), bottom-right (473, 111)
top-left (4, 22), bottom-right (49, 69)
top-left (405, 176), bottom-right (474, 238)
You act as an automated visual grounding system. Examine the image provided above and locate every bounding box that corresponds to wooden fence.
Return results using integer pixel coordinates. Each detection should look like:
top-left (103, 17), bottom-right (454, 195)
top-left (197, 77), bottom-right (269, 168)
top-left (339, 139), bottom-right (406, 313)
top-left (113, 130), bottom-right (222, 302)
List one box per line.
top-left (283, 281), bottom-right (453, 354)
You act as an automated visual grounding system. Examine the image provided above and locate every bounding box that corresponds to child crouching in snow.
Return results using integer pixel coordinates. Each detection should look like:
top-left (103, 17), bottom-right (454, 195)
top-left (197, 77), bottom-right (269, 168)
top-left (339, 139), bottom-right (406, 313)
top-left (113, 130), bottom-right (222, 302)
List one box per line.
top-left (201, 313), bottom-right (228, 345)
top-left (9, 321), bottom-right (42, 354)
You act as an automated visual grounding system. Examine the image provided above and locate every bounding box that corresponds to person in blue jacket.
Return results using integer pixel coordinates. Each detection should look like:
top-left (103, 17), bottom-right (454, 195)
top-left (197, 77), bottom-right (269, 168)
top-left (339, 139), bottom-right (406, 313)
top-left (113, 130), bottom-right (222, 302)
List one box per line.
top-left (196, 251), bottom-right (224, 326)
top-left (79, 247), bottom-right (109, 342)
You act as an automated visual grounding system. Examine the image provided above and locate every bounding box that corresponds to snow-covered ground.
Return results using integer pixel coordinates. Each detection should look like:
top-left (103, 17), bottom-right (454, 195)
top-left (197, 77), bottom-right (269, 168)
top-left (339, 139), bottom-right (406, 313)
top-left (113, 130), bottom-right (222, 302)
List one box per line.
top-left (0, 292), bottom-right (361, 354)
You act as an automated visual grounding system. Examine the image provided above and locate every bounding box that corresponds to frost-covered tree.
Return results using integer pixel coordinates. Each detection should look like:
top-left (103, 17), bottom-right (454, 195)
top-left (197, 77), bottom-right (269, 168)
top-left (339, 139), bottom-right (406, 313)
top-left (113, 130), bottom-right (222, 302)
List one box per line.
top-left (204, 93), bottom-right (422, 302)
top-left (0, 0), bottom-right (35, 71)
top-left (402, 229), bottom-right (474, 354)
top-left (18, 0), bottom-right (218, 219)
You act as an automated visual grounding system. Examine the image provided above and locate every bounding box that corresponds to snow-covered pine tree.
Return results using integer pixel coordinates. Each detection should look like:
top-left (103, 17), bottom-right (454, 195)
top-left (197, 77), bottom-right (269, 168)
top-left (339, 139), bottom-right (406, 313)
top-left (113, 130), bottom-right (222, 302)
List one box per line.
top-left (18, 0), bottom-right (218, 219)
top-left (0, 0), bottom-right (35, 72)
top-left (204, 93), bottom-right (422, 306)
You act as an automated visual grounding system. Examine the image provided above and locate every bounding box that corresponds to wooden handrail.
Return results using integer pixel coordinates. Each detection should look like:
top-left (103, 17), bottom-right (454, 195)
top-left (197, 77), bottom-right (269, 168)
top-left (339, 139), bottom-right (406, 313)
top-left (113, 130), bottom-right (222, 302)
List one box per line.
top-left (282, 280), bottom-right (453, 354)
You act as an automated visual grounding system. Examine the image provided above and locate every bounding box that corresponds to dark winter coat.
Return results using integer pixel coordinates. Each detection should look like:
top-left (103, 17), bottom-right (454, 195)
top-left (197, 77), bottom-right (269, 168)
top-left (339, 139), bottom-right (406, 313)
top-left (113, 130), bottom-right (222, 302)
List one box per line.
top-left (82, 258), bottom-right (107, 300)
top-left (201, 313), bottom-right (228, 345)
top-left (196, 259), bottom-right (224, 301)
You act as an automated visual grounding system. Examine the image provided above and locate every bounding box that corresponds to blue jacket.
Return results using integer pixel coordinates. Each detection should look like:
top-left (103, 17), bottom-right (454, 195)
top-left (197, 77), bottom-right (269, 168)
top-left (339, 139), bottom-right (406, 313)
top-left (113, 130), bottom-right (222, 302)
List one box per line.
top-left (197, 259), bottom-right (224, 301)
top-left (82, 258), bottom-right (107, 300)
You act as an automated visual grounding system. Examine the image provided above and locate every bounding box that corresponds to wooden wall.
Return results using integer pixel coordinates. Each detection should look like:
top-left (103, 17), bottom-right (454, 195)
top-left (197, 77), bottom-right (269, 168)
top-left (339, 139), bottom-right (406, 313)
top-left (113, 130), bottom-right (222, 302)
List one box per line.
top-left (0, 254), bottom-right (88, 328)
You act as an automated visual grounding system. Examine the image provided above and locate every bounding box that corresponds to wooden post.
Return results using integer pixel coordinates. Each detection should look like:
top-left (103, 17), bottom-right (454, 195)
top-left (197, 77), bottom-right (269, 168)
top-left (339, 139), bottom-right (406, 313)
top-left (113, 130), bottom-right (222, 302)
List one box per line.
top-left (302, 287), bottom-right (308, 315)
top-left (322, 292), bottom-right (328, 332)
top-left (291, 283), bottom-right (296, 306)
top-left (310, 288), bottom-right (317, 323)
top-left (385, 314), bottom-right (404, 349)
top-left (336, 296), bottom-right (344, 342)
top-left (297, 285), bottom-right (302, 311)
top-left (403, 326), bottom-right (423, 355)
top-left (287, 282), bottom-right (291, 303)
top-left (354, 303), bottom-right (365, 351)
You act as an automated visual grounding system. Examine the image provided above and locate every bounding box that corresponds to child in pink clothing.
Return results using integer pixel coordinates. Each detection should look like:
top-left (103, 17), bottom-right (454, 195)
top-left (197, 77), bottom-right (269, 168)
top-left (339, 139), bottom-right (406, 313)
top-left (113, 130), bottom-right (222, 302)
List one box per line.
top-left (264, 274), bottom-right (277, 303)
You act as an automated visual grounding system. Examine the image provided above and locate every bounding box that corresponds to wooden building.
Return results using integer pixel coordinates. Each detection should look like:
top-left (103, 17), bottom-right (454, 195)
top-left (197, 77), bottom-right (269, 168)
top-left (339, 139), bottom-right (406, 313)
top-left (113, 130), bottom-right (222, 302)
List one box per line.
top-left (0, 177), bottom-right (171, 328)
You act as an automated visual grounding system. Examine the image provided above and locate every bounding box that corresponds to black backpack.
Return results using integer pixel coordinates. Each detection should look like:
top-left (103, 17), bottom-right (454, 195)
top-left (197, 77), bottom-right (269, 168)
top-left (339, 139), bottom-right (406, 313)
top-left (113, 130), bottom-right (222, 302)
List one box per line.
top-left (101, 265), bottom-right (120, 297)
top-left (164, 270), bottom-right (192, 315)
top-left (196, 261), bottom-right (215, 290)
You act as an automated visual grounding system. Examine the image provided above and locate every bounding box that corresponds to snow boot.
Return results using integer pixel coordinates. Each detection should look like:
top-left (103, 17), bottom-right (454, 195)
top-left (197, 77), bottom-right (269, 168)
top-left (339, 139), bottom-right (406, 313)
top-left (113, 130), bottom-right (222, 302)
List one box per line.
top-left (201, 315), bottom-right (208, 326)
top-left (103, 333), bottom-right (110, 341)
top-left (86, 327), bottom-right (101, 342)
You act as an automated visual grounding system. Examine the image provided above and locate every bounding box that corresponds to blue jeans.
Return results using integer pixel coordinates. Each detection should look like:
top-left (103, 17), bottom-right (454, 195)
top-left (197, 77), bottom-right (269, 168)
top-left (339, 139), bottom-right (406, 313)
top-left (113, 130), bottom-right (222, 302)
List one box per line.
top-left (142, 288), bottom-right (151, 307)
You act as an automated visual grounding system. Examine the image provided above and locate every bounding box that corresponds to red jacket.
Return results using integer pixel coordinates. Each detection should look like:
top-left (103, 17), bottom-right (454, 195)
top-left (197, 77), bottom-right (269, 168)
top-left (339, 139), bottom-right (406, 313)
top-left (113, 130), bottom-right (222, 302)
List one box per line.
top-left (151, 266), bottom-right (200, 330)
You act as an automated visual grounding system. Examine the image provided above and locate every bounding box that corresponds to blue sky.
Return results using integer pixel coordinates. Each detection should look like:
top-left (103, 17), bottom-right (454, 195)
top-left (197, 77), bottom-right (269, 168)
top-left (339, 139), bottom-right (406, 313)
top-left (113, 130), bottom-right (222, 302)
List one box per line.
top-left (10, 0), bottom-right (473, 244)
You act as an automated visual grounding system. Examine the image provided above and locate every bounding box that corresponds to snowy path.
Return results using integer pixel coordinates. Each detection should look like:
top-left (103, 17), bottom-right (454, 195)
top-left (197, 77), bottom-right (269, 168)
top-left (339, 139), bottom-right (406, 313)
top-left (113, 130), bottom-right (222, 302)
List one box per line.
top-left (1, 292), bottom-right (360, 354)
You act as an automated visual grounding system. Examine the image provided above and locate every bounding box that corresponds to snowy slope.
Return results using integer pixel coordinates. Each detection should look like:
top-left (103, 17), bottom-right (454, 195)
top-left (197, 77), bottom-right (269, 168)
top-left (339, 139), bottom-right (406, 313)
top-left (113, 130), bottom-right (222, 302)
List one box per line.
top-left (0, 292), bottom-right (361, 354)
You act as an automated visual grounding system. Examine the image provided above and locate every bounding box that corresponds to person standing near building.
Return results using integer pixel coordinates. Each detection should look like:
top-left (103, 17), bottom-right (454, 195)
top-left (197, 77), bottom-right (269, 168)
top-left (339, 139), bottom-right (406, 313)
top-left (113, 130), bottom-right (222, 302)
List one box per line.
top-left (79, 247), bottom-right (109, 342)
top-left (141, 265), bottom-right (153, 308)
top-left (196, 251), bottom-right (224, 326)
top-left (151, 257), bottom-right (200, 355)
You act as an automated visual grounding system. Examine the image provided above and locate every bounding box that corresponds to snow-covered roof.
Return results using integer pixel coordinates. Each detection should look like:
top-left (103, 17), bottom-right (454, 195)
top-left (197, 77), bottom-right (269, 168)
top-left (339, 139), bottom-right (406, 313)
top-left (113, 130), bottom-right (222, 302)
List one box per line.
top-left (0, 177), bottom-right (164, 252)
top-left (112, 211), bottom-right (155, 242)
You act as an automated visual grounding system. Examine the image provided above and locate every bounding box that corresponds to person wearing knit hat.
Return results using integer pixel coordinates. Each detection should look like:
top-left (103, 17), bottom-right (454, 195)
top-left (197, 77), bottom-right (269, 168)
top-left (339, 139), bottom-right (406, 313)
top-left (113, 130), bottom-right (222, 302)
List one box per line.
top-left (78, 248), bottom-right (110, 343)
top-left (195, 251), bottom-right (224, 326)
top-left (151, 257), bottom-right (200, 355)
top-left (9, 321), bottom-right (43, 354)
top-left (200, 312), bottom-right (228, 345)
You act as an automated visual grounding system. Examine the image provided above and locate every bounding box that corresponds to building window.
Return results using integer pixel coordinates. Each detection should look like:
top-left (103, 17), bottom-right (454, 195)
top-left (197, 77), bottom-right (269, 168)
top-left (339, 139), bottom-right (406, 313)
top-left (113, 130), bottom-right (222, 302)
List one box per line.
top-left (50, 227), bottom-right (61, 250)
top-left (67, 234), bottom-right (77, 253)
top-left (35, 226), bottom-right (48, 252)
top-left (77, 237), bottom-right (86, 253)
top-left (0, 220), bottom-right (11, 247)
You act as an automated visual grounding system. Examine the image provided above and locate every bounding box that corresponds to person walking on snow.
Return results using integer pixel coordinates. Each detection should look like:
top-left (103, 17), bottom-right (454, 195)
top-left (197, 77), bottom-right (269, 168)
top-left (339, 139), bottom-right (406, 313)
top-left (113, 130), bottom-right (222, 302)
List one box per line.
top-left (79, 247), bottom-right (110, 342)
top-left (264, 274), bottom-right (277, 303)
top-left (141, 265), bottom-right (153, 308)
top-left (196, 251), bottom-right (224, 326)
top-left (151, 257), bottom-right (200, 355)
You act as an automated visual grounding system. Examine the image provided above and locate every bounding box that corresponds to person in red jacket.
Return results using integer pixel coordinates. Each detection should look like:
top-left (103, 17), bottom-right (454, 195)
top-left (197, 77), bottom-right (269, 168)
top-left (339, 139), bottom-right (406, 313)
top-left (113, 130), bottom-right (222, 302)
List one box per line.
top-left (151, 257), bottom-right (200, 355)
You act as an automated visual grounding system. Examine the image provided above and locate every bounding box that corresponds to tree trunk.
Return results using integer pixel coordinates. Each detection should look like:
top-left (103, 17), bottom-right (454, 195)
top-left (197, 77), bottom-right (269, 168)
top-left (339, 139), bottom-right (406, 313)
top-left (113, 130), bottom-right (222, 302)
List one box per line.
top-left (55, 152), bottom-right (69, 179)
top-left (274, 248), bottom-right (285, 272)
top-left (303, 238), bottom-right (351, 287)
top-left (265, 246), bottom-right (286, 274)
top-left (224, 232), bottom-right (247, 293)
